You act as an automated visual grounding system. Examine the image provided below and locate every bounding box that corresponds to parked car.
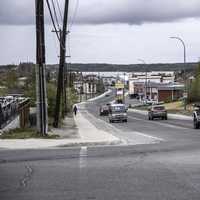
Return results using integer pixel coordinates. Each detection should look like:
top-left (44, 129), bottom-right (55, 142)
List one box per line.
top-left (143, 99), bottom-right (158, 105)
top-left (99, 105), bottom-right (109, 116)
top-left (193, 104), bottom-right (200, 129)
top-left (148, 105), bottom-right (167, 120)
top-left (109, 104), bottom-right (128, 123)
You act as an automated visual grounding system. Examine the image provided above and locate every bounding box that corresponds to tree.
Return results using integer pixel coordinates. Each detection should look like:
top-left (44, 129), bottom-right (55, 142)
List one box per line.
top-left (188, 62), bottom-right (200, 103)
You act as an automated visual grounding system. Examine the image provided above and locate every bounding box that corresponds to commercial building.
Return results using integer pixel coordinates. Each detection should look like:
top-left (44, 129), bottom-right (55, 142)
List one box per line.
top-left (128, 71), bottom-right (183, 102)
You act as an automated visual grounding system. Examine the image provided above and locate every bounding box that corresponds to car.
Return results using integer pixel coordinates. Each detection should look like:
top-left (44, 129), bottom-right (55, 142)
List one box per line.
top-left (193, 104), bottom-right (200, 129)
top-left (143, 99), bottom-right (158, 105)
top-left (99, 105), bottom-right (109, 116)
top-left (148, 105), bottom-right (167, 120)
top-left (108, 104), bottom-right (128, 123)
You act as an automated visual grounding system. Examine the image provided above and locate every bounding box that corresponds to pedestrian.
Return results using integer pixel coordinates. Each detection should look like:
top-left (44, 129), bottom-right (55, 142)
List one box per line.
top-left (73, 105), bottom-right (78, 116)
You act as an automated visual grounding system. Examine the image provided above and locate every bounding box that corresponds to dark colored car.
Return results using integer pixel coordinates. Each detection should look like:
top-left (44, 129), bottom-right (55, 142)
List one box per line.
top-left (148, 105), bottom-right (167, 120)
top-left (99, 105), bottom-right (109, 116)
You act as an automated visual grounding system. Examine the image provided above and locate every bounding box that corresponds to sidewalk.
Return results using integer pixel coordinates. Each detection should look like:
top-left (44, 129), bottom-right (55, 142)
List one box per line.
top-left (0, 104), bottom-right (121, 150)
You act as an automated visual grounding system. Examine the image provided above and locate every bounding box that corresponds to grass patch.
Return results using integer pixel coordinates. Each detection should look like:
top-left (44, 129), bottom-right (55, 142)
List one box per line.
top-left (0, 128), bottom-right (60, 139)
top-left (163, 101), bottom-right (193, 116)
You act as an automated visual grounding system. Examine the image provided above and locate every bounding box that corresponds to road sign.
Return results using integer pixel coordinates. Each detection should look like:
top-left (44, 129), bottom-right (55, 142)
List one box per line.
top-left (115, 83), bottom-right (124, 89)
top-left (183, 92), bottom-right (188, 98)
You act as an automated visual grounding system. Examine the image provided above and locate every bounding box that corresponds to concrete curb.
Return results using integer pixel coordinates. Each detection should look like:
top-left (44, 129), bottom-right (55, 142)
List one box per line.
top-left (0, 138), bottom-right (121, 150)
top-left (129, 109), bottom-right (192, 120)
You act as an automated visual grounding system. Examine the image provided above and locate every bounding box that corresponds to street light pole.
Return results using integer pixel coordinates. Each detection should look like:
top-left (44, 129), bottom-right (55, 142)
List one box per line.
top-left (138, 59), bottom-right (147, 101)
top-left (170, 36), bottom-right (187, 110)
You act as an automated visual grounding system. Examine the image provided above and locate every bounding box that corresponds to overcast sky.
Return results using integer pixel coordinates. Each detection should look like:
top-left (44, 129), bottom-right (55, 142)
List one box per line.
top-left (0, 0), bottom-right (200, 65)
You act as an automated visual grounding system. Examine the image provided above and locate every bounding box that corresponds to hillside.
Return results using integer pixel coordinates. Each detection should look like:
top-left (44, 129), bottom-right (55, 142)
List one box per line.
top-left (0, 62), bottom-right (198, 73)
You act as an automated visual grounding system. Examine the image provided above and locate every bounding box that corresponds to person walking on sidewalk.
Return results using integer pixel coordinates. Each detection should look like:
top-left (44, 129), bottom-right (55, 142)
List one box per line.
top-left (73, 105), bottom-right (78, 116)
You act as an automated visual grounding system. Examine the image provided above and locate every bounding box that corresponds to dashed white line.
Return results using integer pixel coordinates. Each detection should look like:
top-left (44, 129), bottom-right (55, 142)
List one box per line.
top-left (79, 146), bottom-right (88, 169)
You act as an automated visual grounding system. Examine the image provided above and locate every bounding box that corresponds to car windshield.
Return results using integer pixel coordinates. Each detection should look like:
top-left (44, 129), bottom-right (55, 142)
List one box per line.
top-left (153, 106), bottom-right (165, 111)
top-left (111, 106), bottom-right (125, 113)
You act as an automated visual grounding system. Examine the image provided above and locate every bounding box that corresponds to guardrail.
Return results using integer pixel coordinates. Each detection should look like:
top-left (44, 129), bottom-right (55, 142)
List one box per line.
top-left (0, 97), bottom-right (30, 129)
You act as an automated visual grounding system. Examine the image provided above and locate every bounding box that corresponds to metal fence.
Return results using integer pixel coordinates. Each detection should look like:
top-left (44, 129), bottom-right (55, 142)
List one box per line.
top-left (0, 96), bottom-right (30, 129)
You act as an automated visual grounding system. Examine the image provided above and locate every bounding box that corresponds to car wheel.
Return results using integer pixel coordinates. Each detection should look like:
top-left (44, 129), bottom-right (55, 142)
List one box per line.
top-left (124, 119), bottom-right (127, 123)
top-left (194, 120), bottom-right (200, 129)
top-left (165, 116), bottom-right (168, 120)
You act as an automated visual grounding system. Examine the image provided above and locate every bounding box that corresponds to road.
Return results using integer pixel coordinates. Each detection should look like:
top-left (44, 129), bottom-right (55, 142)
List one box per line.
top-left (1, 90), bottom-right (200, 200)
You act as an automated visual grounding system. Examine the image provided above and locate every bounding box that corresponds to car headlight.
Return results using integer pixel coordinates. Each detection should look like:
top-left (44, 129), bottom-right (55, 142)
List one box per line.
top-left (123, 113), bottom-right (127, 116)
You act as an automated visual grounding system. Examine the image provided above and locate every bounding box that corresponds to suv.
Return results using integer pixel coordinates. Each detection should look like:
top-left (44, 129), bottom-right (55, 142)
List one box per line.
top-left (193, 104), bottom-right (200, 129)
top-left (109, 104), bottom-right (128, 123)
top-left (148, 105), bottom-right (167, 120)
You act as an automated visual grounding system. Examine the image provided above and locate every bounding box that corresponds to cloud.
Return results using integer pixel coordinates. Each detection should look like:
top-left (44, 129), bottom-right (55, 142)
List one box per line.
top-left (1, 0), bottom-right (200, 25)
top-left (76, 0), bottom-right (200, 25)
top-left (0, 1), bottom-right (35, 25)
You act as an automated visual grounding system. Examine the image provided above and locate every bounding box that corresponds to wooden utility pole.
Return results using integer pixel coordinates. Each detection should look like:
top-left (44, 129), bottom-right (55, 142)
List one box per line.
top-left (53, 0), bottom-right (69, 128)
top-left (35, 0), bottom-right (48, 135)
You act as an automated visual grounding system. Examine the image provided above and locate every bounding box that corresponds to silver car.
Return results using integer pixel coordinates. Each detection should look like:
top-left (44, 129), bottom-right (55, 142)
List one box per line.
top-left (109, 104), bottom-right (128, 123)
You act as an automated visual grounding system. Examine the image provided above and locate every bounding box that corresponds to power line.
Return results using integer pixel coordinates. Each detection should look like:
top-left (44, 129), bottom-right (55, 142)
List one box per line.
top-left (55, 0), bottom-right (63, 22)
top-left (51, 0), bottom-right (60, 29)
top-left (46, 0), bottom-right (60, 42)
top-left (66, 33), bottom-right (71, 58)
top-left (69, 0), bottom-right (79, 30)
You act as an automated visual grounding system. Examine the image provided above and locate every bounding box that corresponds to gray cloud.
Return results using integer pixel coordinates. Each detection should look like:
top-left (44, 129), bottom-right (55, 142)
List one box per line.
top-left (1, 0), bottom-right (200, 25)
top-left (0, 1), bottom-right (35, 25)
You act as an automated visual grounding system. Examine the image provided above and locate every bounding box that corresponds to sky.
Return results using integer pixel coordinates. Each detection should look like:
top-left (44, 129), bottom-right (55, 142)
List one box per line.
top-left (0, 0), bottom-right (200, 65)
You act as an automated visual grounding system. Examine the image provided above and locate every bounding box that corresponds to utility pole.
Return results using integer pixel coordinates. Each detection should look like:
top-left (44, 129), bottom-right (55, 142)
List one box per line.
top-left (35, 0), bottom-right (48, 135)
top-left (53, 0), bottom-right (69, 128)
top-left (138, 59), bottom-right (147, 102)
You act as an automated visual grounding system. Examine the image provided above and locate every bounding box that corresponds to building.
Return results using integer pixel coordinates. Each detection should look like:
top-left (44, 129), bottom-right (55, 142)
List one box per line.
top-left (129, 71), bottom-right (176, 99)
top-left (130, 81), bottom-right (184, 102)
top-left (102, 76), bottom-right (116, 86)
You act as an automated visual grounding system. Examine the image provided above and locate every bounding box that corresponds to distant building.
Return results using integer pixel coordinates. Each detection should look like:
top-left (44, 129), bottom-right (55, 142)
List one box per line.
top-left (102, 76), bottom-right (116, 86)
top-left (129, 71), bottom-right (176, 99)
top-left (130, 82), bottom-right (184, 102)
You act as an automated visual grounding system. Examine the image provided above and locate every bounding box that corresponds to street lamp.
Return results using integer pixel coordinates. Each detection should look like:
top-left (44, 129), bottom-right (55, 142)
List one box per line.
top-left (138, 59), bottom-right (148, 101)
top-left (170, 36), bottom-right (187, 110)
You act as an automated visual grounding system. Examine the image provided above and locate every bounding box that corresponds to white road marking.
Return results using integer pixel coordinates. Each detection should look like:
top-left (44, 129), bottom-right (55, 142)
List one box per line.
top-left (128, 116), bottom-right (188, 130)
top-left (84, 109), bottom-right (163, 143)
top-left (79, 146), bottom-right (88, 169)
top-left (131, 131), bottom-right (164, 141)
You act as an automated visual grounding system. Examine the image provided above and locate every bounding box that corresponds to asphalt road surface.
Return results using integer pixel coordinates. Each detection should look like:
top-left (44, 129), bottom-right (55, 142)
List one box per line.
top-left (1, 90), bottom-right (200, 200)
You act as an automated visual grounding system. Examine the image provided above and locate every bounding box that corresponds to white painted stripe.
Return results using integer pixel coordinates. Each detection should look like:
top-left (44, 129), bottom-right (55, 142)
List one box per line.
top-left (84, 109), bottom-right (163, 143)
top-left (79, 146), bottom-right (88, 169)
top-left (131, 131), bottom-right (164, 141)
top-left (128, 116), bottom-right (188, 130)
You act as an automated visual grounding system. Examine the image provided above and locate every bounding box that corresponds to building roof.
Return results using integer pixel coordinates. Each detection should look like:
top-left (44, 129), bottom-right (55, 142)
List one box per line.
top-left (132, 81), bottom-right (184, 90)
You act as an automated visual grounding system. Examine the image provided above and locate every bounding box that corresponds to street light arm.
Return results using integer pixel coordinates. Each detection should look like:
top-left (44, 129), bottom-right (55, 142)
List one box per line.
top-left (170, 36), bottom-right (186, 63)
top-left (170, 36), bottom-right (187, 110)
